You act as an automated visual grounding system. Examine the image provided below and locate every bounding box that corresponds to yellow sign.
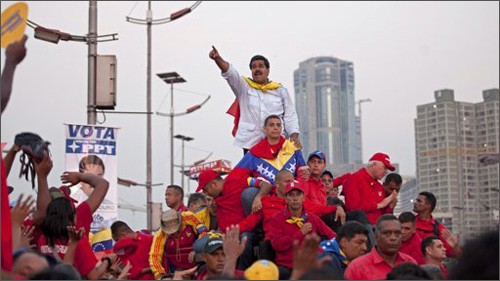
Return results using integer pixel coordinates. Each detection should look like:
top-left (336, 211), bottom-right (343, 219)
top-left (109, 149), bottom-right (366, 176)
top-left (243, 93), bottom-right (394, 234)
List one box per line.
top-left (1, 2), bottom-right (28, 48)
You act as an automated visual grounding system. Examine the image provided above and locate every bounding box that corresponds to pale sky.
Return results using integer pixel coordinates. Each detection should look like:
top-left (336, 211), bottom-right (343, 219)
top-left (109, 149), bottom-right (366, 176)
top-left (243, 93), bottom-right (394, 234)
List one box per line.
top-left (2, 1), bottom-right (498, 230)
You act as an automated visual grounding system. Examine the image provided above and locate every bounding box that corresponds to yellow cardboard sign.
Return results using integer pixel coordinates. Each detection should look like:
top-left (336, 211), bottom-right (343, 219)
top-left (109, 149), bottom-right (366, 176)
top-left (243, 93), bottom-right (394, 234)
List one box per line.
top-left (1, 2), bottom-right (28, 48)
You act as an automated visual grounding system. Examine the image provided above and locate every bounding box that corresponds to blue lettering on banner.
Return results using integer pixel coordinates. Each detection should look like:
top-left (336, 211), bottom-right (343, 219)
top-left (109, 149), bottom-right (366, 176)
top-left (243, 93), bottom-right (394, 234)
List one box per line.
top-left (68, 124), bottom-right (115, 140)
top-left (66, 139), bottom-right (116, 155)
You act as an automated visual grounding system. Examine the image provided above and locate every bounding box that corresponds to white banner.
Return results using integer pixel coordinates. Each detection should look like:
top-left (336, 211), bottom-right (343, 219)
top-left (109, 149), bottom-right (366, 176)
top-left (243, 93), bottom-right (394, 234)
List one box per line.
top-left (64, 124), bottom-right (119, 234)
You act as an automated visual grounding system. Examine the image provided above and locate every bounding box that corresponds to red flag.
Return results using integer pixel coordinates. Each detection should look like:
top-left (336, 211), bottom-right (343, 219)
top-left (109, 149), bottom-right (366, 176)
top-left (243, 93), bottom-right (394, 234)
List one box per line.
top-left (226, 98), bottom-right (240, 137)
top-left (1, 159), bottom-right (13, 272)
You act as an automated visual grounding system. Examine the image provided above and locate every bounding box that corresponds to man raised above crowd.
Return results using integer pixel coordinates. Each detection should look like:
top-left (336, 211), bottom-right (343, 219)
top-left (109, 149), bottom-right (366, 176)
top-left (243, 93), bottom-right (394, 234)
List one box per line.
top-left (209, 46), bottom-right (300, 153)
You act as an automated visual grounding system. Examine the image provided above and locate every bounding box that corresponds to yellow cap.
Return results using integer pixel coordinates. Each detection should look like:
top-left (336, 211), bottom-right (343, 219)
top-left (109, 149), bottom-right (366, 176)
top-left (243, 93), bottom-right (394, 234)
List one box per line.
top-left (244, 259), bottom-right (279, 280)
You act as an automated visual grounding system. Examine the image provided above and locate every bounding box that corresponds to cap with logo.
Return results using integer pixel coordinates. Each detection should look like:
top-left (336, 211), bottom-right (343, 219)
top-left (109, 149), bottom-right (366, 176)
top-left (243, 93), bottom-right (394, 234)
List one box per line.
top-left (195, 169), bottom-right (220, 193)
top-left (369, 152), bottom-right (396, 171)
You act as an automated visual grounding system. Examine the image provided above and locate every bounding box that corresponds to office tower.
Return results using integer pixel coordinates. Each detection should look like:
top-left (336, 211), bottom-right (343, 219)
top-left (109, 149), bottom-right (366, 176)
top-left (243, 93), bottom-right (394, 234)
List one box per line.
top-left (293, 56), bottom-right (360, 174)
top-left (414, 89), bottom-right (499, 239)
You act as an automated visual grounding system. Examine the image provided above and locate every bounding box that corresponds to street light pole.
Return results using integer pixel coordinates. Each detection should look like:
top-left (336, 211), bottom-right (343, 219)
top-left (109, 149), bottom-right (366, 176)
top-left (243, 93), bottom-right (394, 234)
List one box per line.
top-left (145, 1), bottom-right (153, 231)
top-left (157, 72), bottom-right (186, 186)
top-left (174, 134), bottom-right (194, 189)
top-left (126, 1), bottom-right (202, 231)
top-left (357, 98), bottom-right (372, 162)
top-left (87, 0), bottom-right (97, 125)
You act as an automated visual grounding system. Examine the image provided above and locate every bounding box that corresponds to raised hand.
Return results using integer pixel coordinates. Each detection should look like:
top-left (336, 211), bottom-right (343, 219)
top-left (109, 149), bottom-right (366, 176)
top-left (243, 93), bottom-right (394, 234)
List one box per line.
top-left (11, 194), bottom-right (35, 225)
top-left (60, 171), bottom-right (82, 187)
top-left (209, 45), bottom-right (220, 60)
top-left (5, 35), bottom-right (28, 64)
top-left (335, 205), bottom-right (346, 224)
top-left (223, 225), bottom-right (246, 260)
top-left (290, 233), bottom-right (332, 280)
top-left (34, 151), bottom-right (53, 177)
top-left (20, 224), bottom-right (35, 248)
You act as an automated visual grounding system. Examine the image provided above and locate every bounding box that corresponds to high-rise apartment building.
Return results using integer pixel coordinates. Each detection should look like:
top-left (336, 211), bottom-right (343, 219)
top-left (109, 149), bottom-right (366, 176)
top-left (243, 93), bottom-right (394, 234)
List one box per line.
top-left (414, 89), bottom-right (499, 240)
top-left (293, 56), bottom-right (361, 174)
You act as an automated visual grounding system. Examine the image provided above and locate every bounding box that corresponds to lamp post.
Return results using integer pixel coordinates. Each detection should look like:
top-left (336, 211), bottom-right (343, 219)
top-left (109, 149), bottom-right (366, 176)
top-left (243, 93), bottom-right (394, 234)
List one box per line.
top-left (357, 98), bottom-right (372, 162)
top-left (174, 134), bottom-right (194, 189)
top-left (126, 1), bottom-right (202, 231)
top-left (27, 1), bottom-right (118, 125)
top-left (157, 72), bottom-right (186, 186)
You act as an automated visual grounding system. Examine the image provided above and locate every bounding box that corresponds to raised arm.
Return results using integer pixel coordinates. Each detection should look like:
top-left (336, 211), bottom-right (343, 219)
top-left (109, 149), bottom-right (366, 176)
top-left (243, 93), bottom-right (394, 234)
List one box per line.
top-left (1, 35), bottom-right (27, 114)
top-left (60, 171), bottom-right (109, 214)
top-left (31, 152), bottom-right (53, 225)
top-left (3, 144), bottom-right (20, 177)
top-left (209, 45), bottom-right (229, 73)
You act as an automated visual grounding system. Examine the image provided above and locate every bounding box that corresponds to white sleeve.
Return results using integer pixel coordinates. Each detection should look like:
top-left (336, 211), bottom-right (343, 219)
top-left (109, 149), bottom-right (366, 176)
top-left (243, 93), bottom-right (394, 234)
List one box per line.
top-left (221, 64), bottom-right (249, 99)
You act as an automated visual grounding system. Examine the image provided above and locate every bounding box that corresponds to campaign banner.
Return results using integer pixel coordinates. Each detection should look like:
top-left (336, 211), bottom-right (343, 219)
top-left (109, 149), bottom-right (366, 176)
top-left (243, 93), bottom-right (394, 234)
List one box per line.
top-left (64, 124), bottom-right (119, 256)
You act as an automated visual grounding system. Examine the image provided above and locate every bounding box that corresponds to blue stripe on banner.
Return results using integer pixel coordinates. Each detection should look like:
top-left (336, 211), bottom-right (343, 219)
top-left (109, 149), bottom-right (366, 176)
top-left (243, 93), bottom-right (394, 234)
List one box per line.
top-left (92, 239), bottom-right (114, 252)
top-left (66, 139), bottom-right (116, 155)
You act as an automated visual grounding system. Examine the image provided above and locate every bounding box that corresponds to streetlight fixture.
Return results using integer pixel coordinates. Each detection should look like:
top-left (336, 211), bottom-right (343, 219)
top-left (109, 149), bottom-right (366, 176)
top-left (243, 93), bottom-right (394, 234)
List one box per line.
top-left (26, 3), bottom-right (118, 125)
top-left (174, 134), bottom-right (194, 190)
top-left (158, 71), bottom-right (186, 186)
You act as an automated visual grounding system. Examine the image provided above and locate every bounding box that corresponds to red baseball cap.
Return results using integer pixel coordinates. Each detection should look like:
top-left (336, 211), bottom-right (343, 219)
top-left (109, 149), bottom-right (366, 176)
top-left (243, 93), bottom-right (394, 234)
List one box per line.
top-left (369, 152), bottom-right (396, 171)
top-left (196, 169), bottom-right (220, 192)
top-left (285, 180), bottom-right (305, 195)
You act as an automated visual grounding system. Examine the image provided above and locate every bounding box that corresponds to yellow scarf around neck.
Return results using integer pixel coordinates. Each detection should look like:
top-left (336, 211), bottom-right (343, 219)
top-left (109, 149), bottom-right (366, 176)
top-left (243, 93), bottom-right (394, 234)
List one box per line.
top-left (286, 216), bottom-right (305, 228)
top-left (243, 76), bottom-right (281, 92)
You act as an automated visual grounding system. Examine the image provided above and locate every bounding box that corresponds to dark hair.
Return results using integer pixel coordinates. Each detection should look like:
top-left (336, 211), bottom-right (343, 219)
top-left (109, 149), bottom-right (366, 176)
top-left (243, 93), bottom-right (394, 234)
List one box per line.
top-left (386, 262), bottom-right (432, 280)
top-left (167, 184), bottom-right (184, 198)
top-left (188, 192), bottom-right (207, 208)
top-left (249, 55), bottom-right (270, 69)
top-left (78, 154), bottom-right (105, 173)
top-left (448, 230), bottom-right (499, 280)
top-left (42, 197), bottom-right (75, 246)
top-left (321, 170), bottom-right (334, 179)
top-left (419, 191), bottom-right (437, 212)
top-left (398, 211), bottom-right (416, 224)
top-left (264, 114), bottom-right (281, 126)
top-left (337, 221), bottom-right (368, 243)
top-left (421, 235), bottom-right (439, 256)
top-left (375, 214), bottom-right (399, 235)
top-left (384, 173), bottom-right (402, 186)
top-left (110, 220), bottom-right (133, 239)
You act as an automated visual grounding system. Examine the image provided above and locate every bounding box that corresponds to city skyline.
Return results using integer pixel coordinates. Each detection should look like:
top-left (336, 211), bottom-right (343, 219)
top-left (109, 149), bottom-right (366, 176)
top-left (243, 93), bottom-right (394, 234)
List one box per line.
top-left (1, 1), bottom-right (498, 230)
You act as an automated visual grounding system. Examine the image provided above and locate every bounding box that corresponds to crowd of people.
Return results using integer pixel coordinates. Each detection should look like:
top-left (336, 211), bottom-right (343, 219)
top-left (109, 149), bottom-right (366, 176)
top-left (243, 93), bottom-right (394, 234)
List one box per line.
top-left (1, 37), bottom-right (498, 280)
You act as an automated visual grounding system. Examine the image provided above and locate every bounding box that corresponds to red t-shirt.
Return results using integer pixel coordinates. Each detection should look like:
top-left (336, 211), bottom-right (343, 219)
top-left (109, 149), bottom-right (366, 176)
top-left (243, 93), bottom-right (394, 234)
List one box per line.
top-left (344, 247), bottom-right (417, 280)
top-left (113, 232), bottom-right (154, 280)
top-left (1, 159), bottom-right (13, 272)
top-left (303, 176), bottom-right (327, 206)
top-left (267, 207), bottom-right (336, 268)
top-left (400, 233), bottom-right (426, 265)
top-left (415, 215), bottom-right (456, 257)
top-left (238, 193), bottom-right (287, 239)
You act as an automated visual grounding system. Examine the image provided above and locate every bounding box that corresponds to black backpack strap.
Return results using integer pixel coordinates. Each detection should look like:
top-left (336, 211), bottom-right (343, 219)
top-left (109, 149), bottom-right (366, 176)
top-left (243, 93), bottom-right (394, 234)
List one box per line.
top-left (433, 220), bottom-right (440, 237)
